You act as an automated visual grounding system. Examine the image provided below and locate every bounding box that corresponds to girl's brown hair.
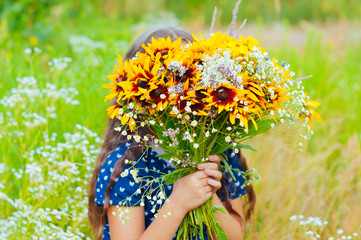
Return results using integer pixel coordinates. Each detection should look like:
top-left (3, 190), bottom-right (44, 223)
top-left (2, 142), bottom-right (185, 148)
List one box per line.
top-left (88, 26), bottom-right (256, 239)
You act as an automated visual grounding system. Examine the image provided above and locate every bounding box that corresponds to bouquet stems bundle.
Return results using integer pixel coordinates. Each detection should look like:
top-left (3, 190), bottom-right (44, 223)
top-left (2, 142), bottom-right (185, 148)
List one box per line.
top-left (103, 32), bottom-right (321, 239)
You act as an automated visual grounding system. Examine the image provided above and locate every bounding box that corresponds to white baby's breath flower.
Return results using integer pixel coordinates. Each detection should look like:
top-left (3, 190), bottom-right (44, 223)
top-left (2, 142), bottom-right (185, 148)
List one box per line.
top-left (191, 120), bottom-right (197, 127)
top-left (194, 143), bottom-right (199, 149)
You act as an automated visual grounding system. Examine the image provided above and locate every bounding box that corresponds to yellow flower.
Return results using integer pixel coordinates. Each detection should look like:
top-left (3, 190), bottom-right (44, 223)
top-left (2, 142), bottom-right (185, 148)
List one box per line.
top-left (142, 36), bottom-right (182, 60)
top-left (103, 55), bottom-right (128, 102)
top-left (304, 100), bottom-right (323, 129)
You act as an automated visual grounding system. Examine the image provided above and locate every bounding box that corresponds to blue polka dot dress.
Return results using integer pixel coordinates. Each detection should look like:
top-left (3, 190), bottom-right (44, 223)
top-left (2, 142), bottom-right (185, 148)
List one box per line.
top-left (95, 142), bottom-right (247, 240)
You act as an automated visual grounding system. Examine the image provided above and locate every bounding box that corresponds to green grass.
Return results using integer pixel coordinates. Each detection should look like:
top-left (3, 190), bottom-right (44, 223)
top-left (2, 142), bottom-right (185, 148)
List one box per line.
top-left (0, 2), bottom-right (360, 239)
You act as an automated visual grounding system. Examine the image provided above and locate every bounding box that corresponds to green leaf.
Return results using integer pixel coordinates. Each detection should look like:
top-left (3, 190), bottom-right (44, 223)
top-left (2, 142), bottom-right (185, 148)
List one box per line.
top-left (155, 153), bottom-right (173, 160)
top-left (234, 143), bottom-right (258, 152)
top-left (211, 205), bottom-right (228, 215)
top-left (215, 222), bottom-right (228, 240)
top-left (219, 154), bottom-right (236, 181)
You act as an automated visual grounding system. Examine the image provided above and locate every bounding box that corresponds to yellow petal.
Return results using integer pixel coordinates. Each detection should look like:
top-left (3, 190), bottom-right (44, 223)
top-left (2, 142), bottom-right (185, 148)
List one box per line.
top-left (121, 114), bottom-right (129, 125)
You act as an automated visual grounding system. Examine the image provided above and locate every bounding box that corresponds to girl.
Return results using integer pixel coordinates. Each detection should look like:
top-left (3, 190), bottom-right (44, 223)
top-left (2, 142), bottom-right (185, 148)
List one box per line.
top-left (88, 26), bottom-right (256, 240)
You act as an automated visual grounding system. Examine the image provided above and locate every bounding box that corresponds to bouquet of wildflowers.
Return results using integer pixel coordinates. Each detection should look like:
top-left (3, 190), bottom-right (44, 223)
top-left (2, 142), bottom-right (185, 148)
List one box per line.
top-left (103, 32), bottom-right (321, 239)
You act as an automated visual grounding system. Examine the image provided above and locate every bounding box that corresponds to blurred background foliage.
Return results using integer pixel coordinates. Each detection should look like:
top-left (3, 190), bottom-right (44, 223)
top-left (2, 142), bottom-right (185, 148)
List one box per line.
top-left (0, 0), bottom-right (360, 239)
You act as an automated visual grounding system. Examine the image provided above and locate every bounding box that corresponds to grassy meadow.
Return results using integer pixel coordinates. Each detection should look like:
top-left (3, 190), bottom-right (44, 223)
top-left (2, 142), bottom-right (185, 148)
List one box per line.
top-left (0, 1), bottom-right (360, 239)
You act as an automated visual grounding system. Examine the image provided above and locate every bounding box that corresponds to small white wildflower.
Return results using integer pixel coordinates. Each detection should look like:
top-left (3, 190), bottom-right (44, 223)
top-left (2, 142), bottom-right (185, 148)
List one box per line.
top-left (211, 128), bottom-right (217, 133)
top-left (191, 120), bottom-right (197, 127)
top-left (225, 136), bottom-right (231, 143)
top-left (337, 229), bottom-right (344, 235)
top-left (24, 48), bottom-right (32, 54)
top-left (194, 143), bottom-right (199, 149)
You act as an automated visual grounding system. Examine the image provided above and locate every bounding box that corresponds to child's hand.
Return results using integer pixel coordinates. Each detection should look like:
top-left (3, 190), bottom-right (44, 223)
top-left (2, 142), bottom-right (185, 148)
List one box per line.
top-left (170, 155), bottom-right (222, 213)
top-left (197, 155), bottom-right (222, 193)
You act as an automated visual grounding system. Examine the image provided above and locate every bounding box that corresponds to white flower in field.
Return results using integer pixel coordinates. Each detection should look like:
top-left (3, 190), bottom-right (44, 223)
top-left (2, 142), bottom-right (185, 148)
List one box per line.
top-left (205, 131), bottom-right (210, 137)
top-left (270, 110), bottom-right (274, 116)
top-left (24, 48), bottom-right (32, 54)
top-left (271, 123), bottom-right (275, 128)
top-left (194, 143), bottom-right (199, 149)
top-left (328, 237), bottom-right (334, 240)
top-left (305, 231), bottom-right (314, 235)
top-left (191, 120), bottom-right (197, 127)
top-left (226, 127), bottom-right (232, 131)
top-left (34, 47), bottom-right (42, 53)
top-left (127, 135), bottom-right (131, 140)
top-left (225, 136), bottom-right (231, 143)
top-left (211, 128), bottom-right (217, 133)
top-left (149, 120), bottom-right (156, 125)
top-left (337, 229), bottom-right (344, 234)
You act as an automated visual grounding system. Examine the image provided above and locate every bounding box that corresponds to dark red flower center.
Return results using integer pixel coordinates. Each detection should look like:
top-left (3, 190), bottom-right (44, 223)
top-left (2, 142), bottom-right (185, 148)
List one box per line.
top-left (150, 87), bottom-right (163, 99)
top-left (217, 88), bottom-right (229, 101)
top-left (196, 89), bottom-right (207, 99)
top-left (137, 80), bottom-right (147, 88)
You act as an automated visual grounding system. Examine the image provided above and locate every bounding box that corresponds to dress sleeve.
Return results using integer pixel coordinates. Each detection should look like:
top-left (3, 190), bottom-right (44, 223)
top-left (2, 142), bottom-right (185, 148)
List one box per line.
top-left (109, 162), bottom-right (144, 207)
top-left (94, 143), bottom-right (145, 207)
top-left (218, 148), bottom-right (247, 202)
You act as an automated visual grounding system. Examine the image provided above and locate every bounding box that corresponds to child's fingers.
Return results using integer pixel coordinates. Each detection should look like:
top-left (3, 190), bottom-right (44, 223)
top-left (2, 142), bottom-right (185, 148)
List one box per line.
top-left (207, 178), bottom-right (221, 190)
top-left (197, 162), bottom-right (218, 170)
top-left (204, 168), bottom-right (222, 181)
top-left (208, 155), bottom-right (221, 163)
